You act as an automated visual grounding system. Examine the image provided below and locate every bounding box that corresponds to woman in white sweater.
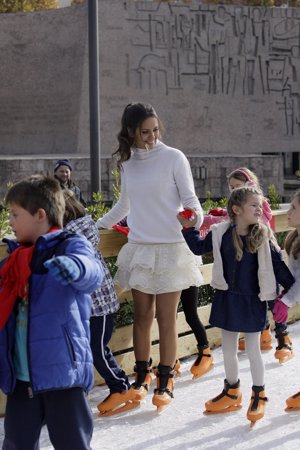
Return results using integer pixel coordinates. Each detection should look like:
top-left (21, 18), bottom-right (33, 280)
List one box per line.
top-left (273, 190), bottom-right (300, 411)
top-left (97, 102), bottom-right (203, 412)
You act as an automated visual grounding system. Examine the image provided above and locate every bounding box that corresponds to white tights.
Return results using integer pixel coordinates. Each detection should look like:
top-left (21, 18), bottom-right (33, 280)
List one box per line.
top-left (221, 329), bottom-right (264, 387)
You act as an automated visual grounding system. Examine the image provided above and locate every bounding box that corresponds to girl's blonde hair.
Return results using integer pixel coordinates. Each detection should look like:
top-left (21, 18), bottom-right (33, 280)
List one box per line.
top-left (227, 167), bottom-right (261, 190)
top-left (285, 190), bottom-right (300, 259)
top-left (227, 187), bottom-right (274, 261)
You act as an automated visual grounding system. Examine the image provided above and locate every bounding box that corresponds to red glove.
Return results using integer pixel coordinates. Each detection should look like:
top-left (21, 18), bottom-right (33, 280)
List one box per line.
top-left (178, 209), bottom-right (196, 230)
top-left (112, 224), bottom-right (129, 236)
top-left (208, 207), bottom-right (227, 217)
top-left (272, 298), bottom-right (289, 323)
top-left (178, 209), bottom-right (194, 220)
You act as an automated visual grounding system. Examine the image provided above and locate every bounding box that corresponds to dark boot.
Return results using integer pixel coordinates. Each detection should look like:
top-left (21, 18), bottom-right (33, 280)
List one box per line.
top-left (152, 364), bottom-right (175, 412)
top-left (131, 359), bottom-right (153, 401)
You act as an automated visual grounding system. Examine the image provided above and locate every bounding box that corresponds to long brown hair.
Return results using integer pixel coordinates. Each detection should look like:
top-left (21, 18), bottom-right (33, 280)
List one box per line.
top-left (113, 102), bottom-right (162, 169)
top-left (285, 190), bottom-right (300, 259)
top-left (227, 187), bottom-right (274, 261)
top-left (62, 189), bottom-right (86, 226)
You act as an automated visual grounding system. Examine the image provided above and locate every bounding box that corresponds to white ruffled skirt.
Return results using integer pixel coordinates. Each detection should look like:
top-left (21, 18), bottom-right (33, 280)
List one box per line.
top-left (114, 242), bottom-right (203, 294)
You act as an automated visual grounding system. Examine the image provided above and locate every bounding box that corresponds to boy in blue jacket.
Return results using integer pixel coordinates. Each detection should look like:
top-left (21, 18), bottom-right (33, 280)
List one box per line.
top-left (0, 176), bottom-right (104, 450)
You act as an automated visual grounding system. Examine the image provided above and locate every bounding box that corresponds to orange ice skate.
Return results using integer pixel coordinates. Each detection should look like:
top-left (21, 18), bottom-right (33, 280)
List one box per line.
top-left (97, 388), bottom-right (139, 416)
top-left (285, 392), bottom-right (300, 411)
top-left (190, 345), bottom-right (213, 380)
top-left (152, 364), bottom-right (175, 413)
top-left (204, 379), bottom-right (242, 415)
top-left (174, 359), bottom-right (182, 377)
top-left (247, 385), bottom-right (268, 428)
top-left (274, 329), bottom-right (294, 364)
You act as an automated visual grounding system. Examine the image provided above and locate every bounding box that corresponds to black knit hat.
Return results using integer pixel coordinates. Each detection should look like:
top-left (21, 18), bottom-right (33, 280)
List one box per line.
top-left (54, 159), bottom-right (73, 172)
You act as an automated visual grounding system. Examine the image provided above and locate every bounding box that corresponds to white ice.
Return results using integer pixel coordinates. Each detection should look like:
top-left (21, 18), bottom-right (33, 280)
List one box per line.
top-left (1, 321), bottom-right (300, 449)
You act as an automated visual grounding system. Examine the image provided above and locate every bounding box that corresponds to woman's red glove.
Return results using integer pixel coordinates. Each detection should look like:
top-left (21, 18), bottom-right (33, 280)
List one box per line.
top-left (177, 209), bottom-right (197, 229)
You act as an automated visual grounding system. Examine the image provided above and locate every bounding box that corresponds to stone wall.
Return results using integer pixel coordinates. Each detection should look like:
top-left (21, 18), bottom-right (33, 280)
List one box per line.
top-left (0, 1), bottom-right (296, 200)
top-left (1, 2), bottom-right (300, 157)
top-left (0, 153), bottom-right (283, 202)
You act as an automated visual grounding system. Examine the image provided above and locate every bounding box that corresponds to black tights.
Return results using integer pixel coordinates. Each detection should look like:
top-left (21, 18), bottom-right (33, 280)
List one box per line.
top-left (180, 286), bottom-right (209, 348)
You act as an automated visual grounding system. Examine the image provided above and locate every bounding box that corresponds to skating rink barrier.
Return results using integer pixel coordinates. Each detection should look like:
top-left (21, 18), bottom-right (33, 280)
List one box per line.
top-left (0, 209), bottom-right (299, 413)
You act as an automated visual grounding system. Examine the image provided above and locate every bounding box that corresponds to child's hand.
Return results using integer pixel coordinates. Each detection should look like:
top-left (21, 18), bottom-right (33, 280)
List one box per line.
top-left (44, 256), bottom-right (80, 286)
top-left (272, 297), bottom-right (289, 323)
top-left (177, 208), bottom-right (197, 229)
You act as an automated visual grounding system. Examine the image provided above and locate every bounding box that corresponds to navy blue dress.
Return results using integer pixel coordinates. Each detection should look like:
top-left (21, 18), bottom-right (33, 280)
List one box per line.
top-left (183, 227), bottom-right (295, 333)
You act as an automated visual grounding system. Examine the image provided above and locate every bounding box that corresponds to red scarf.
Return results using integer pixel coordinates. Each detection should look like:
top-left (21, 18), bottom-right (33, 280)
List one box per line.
top-left (0, 245), bottom-right (34, 330)
top-left (0, 226), bottom-right (60, 330)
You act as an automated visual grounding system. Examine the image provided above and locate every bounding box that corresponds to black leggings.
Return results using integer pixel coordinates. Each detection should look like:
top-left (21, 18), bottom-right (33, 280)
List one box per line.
top-left (180, 286), bottom-right (209, 348)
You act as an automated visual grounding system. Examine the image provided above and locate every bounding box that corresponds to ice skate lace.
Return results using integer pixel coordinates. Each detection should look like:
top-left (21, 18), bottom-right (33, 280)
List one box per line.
top-left (212, 389), bottom-right (239, 403)
top-left (194, 352), bottom-right (211, 366)
top-left (275, 330), bottom-right (292, 350)
top-left (250, 391), bottom-right (268, 411)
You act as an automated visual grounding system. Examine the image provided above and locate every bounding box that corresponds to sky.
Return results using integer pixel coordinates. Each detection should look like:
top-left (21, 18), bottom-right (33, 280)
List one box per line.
top-left (1, 321), bottom-right (300, 449)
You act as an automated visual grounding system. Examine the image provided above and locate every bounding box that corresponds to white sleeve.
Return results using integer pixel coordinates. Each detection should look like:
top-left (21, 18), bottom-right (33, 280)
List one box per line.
top-left (173, 152), bottom-right (204, 229)
top-left (96, 172), bottom-right (130, 229)
top-left (281, 277), bottom-right (300, 307)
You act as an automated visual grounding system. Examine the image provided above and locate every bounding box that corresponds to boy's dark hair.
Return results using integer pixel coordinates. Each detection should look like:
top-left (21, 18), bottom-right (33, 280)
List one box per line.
top-left (63, 189), bottom-right (86, 226)
top-left (5, 175), bottom-right (65, 227)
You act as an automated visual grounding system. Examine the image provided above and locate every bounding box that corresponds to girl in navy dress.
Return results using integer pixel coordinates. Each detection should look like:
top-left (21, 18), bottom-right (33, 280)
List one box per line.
top-left (177, 186), bottom-right (295, 426)
top-left (227, 167), bottom-right (293, 363)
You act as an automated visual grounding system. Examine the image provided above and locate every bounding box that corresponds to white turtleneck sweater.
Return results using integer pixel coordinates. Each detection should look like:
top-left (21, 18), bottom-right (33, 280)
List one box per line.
top-left (97, 141), bottom-right (203, 244)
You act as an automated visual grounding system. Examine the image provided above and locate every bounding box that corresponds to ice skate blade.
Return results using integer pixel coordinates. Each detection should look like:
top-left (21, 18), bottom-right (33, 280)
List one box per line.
top-left (98, 401), bottom-right (140, 417)
top-left (156, 403), bottom-right (171, 414)
top-left (277, 354), bottom-right (294, 364)
top-left (191, 363), bottom-right (214, 380)
top-left (250, 420), bottom-right (256, 428)
top-left (132, 388), bottom-right (149, 402)
top-left (203, 404), bottom-right (242, 415)
top-left (285, 406), bottom-right (300, 412)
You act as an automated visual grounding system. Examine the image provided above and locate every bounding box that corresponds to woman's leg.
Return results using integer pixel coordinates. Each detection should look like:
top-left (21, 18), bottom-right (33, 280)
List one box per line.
top-left (245, 332), bottom-right (264, 386)
top-left (221, 329), bottom-right (239, 384)
top-left (156, 291), bottom-right (181, 367)
top-left (181, 286), bottom-right (208, 347)
top-left (132, 289), bottom-right (156, 361)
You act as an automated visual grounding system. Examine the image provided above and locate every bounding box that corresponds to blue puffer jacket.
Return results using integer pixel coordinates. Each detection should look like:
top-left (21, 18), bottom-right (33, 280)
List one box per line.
top-left (0, 230), bottom-right (104, 395)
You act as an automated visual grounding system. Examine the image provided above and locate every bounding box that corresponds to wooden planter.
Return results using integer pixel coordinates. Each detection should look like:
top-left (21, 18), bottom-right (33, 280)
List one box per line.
top-left (0, 209), bottom-right (297, 414)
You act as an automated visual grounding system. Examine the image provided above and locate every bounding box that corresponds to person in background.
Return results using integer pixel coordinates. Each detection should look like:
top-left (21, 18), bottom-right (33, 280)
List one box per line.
top-left (97, 102), bottom-right (203, 412)
top-left (178, 286), bottom-right (213, 380)
top-left (54, 159), bottom-right (86, 206)
top-left (227, 167), bottom-right (293, 363)
top-left (271, 190), bottom-right (300, 411)
top-left (62, 189), bottom-right (138, 416)
top-left (178, 186), bottom-right (295, 427)
top-left (0, 176), bottom-right (103, 450)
